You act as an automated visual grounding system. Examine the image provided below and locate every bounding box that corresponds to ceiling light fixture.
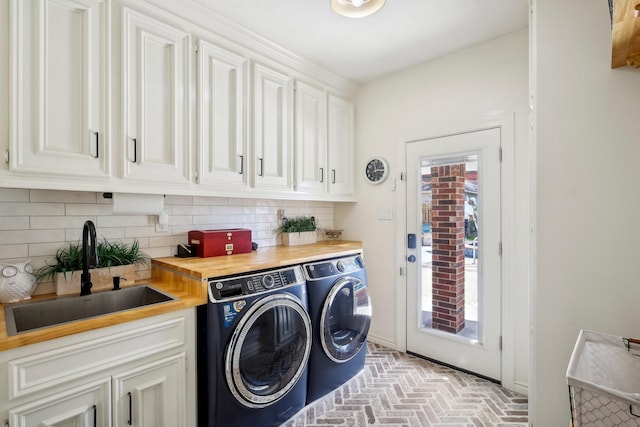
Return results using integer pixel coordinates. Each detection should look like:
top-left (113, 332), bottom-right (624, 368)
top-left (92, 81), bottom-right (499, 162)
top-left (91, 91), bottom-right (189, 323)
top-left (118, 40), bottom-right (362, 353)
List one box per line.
top-left (330, 0), bottom-right (386, 18)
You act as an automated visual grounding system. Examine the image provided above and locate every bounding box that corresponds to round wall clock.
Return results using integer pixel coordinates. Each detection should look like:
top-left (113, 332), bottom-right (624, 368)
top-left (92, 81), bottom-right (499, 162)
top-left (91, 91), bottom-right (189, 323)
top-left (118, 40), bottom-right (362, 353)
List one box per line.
top-left (364, 157), bottom-right (389, 184)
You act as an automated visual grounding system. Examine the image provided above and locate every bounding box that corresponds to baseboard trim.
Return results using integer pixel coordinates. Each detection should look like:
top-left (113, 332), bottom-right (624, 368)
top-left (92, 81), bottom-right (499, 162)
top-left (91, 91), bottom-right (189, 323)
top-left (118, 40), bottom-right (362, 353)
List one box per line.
top-left (367, 334), bottom-right (396, 350)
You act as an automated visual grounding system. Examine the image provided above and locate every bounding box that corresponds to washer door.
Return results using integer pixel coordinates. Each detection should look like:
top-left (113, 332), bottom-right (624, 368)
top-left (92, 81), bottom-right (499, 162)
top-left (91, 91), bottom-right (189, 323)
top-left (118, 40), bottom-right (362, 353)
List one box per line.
top-left (225, 293), bottom-right (311, 408)
top-left (320, 276), bottom-right (372, 363)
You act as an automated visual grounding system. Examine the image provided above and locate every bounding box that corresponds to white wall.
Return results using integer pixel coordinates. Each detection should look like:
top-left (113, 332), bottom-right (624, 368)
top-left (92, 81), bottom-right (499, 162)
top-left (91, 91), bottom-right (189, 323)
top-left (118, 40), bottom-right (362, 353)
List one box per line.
top-left (531, 0), bottom-right (640, 424)
top-left (336, 30), bottom-right (530, 390)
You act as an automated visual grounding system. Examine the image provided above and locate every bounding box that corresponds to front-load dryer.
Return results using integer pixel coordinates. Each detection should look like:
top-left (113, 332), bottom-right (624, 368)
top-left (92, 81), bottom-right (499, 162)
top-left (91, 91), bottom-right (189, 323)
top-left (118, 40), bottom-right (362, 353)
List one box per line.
top-left (197, 265), bottom-right (311, 427)
top-left (303, 254), bottom-right (372, 404)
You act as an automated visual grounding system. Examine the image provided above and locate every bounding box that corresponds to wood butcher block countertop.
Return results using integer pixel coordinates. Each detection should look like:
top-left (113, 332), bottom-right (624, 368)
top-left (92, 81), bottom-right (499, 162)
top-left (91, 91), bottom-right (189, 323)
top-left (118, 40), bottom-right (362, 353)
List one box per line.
top-left (0, 241), bottom-right (362, 351)
top-left (152, 240), bottom-right (363, 279)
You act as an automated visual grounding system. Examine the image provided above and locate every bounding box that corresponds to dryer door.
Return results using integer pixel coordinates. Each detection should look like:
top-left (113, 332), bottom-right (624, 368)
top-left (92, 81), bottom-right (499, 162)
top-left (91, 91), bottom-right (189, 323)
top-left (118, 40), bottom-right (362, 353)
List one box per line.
top-left (225, 293), bottom-right (312, 408)
top-left (320, 277), bottom-right (372, 363)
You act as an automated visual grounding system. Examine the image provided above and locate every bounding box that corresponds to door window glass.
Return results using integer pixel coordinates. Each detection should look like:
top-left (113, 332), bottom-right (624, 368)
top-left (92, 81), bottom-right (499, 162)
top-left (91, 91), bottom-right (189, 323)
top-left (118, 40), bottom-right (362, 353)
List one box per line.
top-left (419, 154), bottom-right (480, 341)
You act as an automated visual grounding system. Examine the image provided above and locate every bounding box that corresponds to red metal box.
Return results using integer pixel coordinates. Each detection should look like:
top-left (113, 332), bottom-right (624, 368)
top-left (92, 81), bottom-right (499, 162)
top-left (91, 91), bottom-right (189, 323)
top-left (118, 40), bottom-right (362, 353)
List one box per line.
top-left (188, 229), bottom-right (252, 257)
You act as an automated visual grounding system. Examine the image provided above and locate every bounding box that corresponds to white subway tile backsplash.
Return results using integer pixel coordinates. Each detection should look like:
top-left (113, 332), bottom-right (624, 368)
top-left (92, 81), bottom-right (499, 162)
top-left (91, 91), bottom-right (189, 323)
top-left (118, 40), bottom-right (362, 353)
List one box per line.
top-left (29, 242), bottom-right (69, 257)
top-left (173, 205), bottom-right (210, 215)
top-left (193, 196), bottom-right (228, 206)
top-left (0, 216), bottom-right (29, 230)
top-left (0, 188), bottom-right (334, 294)
top-left (97, 215), bottom-right (152, 227)
top-left (0, 188), bottom-right (29, 202)
top-left (0, 202), bottom-right (65, 217)
top-left (143, 246), bottom-right (173, 258)
top-left (192, 215), bottom-right (229, 225)
top-left (217, 206), bottom-right (245, 215)
top-left (0, 244), bottom-right (29, 260)
top-left (165, 195), bottom-right (193, 205)
top-left (169, 215), bottom-right (193, 226)
top-left (30, 190), bottom-right (98, 204)
top-left (0, 229), bottom-right (66, 244)
top-left (148, 235), bottom-right (185, 248)
top-left (65, 203), bottom-right (114, 216)
top-left (30, 216), bottom-right (96, 230)
top-left (124, 227), bottom-right (158, 238)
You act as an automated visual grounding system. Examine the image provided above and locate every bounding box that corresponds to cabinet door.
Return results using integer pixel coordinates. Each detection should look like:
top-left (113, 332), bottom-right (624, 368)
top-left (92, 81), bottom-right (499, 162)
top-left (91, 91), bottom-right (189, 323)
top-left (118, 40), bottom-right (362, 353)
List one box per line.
top-left (252, 63), bottom-right (292, 191)
top-left (113, 353), bottom-right (186, 427)
top-left (294, 81), bottom-right (327, 194)
top-left (9, 0), bottom-right (107, 177)
top-left (327, 95), bottom-right (355, 196)
top-left (197, 40), bottom-right (247, 188)
top-left (9, 379), bottom-right (111, 427)
top-left (120, 6), bottom-right (190, 183)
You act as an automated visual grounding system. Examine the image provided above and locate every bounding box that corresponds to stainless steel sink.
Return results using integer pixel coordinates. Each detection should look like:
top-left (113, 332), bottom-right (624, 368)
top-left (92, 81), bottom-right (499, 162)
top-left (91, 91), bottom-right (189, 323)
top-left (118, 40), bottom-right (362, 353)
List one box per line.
top-left (4, 285), bottom-right (176, 336)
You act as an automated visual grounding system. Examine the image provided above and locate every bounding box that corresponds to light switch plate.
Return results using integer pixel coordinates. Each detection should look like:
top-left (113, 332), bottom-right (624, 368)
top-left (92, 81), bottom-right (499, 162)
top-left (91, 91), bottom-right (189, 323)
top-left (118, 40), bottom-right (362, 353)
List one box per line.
top-left (377, 207), bottom-right (393, 220)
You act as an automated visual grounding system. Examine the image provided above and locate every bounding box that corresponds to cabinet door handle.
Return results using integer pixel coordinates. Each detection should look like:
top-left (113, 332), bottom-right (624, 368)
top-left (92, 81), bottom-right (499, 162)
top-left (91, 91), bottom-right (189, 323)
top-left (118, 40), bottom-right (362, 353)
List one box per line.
top-left (91, 131), bottom-right (99, 159)
top-left (92, 405), bottom-right (97, 427)
top-left (331, 169), bottom-right (336, 184)
top-left (238, 155), bottom-right (243, 175)
top-left (129, 138), bottom-right (137, 163)
top-left (319, 167), bottom-right (324, 183)
top-left (127, 392), bottom-right (133, 425)
top-left (257, 157), bottom-right (263, 177)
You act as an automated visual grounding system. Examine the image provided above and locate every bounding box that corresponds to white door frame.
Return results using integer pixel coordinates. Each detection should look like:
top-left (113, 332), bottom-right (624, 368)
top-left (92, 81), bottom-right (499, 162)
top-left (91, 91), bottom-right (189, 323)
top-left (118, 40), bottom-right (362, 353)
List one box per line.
top-left (394, 112), bottom-right (518, 391)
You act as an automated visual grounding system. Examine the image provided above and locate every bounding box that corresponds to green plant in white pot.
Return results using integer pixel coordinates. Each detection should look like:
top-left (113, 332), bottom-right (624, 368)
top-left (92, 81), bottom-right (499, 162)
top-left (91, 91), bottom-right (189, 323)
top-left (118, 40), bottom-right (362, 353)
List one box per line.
top-left (36, 239), bottom-right (148, 295)
top-left (275, 216), bottom-right (320, 246)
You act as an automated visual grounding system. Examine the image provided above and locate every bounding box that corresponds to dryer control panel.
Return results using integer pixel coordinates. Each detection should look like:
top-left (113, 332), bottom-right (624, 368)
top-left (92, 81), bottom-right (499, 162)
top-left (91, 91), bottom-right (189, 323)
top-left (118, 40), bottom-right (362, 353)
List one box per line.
top-left (304, 255), bottom-right (365, 280)
top-left (208, 265), bottom-right (304, 302)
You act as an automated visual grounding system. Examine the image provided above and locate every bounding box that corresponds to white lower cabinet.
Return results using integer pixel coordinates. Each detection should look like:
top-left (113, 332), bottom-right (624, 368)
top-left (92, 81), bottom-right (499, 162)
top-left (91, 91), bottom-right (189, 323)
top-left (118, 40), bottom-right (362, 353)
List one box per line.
top-left (9, 379), bottom-right (112, 427)
top-left (113, 354), bottom-right (185, 427)
top-left (1, 310), bottom-right (196, 427)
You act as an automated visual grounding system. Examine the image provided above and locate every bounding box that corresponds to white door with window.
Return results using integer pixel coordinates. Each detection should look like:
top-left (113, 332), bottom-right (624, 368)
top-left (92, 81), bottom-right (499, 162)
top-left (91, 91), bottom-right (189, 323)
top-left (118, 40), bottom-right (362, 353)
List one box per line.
top-left (405, 127), bottom-right (502, 381)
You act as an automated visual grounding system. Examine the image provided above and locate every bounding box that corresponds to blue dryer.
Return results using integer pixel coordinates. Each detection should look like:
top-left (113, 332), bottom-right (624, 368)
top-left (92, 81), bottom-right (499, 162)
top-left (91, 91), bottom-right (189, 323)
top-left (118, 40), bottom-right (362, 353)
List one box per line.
top-left (303, 254), bottom-right (372, 404)
top-left (197, 265), bottom-right (311, 427)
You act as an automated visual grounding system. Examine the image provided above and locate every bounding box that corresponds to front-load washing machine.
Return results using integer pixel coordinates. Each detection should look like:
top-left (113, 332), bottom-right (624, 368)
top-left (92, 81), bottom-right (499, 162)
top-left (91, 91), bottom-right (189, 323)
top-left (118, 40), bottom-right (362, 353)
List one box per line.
top-left (197, 265), bottom-right (311, 427)
top-left (303, 254), bottom-right (372, 403)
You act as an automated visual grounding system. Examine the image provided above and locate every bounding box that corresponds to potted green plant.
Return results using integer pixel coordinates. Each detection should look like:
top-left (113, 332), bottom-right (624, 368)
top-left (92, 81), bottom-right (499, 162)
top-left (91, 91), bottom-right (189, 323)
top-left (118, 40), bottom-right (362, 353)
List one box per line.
top-left (36, 239), bottom-right (148, 295)
top-left (275, 216), bottom-right (320, 246)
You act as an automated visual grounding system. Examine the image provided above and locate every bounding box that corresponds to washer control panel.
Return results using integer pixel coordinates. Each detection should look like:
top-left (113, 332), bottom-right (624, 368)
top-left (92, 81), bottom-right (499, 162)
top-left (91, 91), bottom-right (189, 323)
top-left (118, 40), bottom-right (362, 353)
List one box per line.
top-left (208, 265), bottom-right (304, 301)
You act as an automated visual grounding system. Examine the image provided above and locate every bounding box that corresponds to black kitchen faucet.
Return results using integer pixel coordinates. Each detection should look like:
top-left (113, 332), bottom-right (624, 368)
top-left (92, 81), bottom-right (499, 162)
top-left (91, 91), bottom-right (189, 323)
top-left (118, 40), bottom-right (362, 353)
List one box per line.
top-left (80, 220), bottom-right (98, 296)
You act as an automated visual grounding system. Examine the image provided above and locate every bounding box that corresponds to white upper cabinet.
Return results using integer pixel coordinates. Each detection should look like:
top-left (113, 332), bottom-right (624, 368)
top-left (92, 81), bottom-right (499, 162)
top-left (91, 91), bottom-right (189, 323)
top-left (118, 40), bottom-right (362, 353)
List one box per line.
top-left (3, 0), bottom-right (356, 199)
top-left (9, 0), bottom-right (108, 177)
top-left (118, 5), bottom-right (191, 184)
top-left (197, 40), bottom-right (247, 188)
top-left (294, 81), bottom-right (327, 194)
top-left (294, 81), bottom-right (354, 197)
top-left (252, 62), bottom-right (292, 191)
top-left (327, 95), bottom-right (355, 196)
